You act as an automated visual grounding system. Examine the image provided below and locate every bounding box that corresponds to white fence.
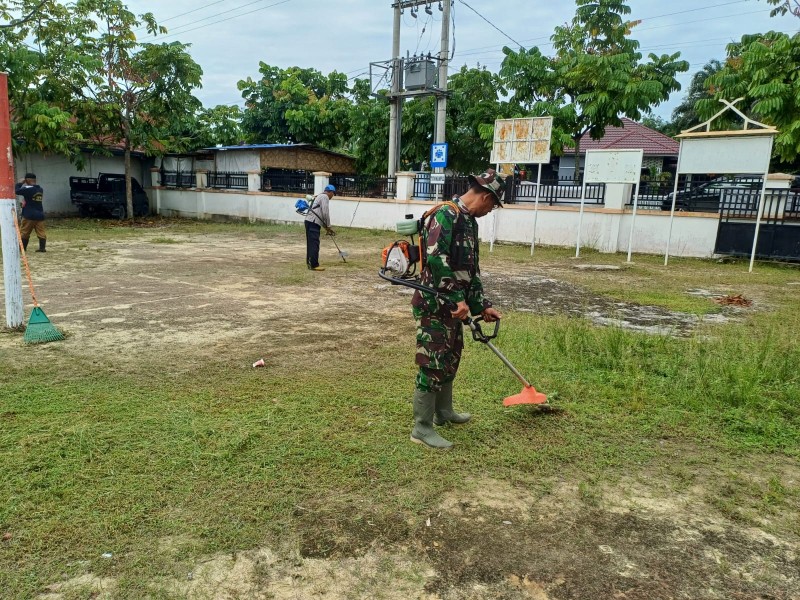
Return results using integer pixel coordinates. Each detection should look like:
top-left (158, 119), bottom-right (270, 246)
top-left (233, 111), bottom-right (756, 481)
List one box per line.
top-left (152, 184), bottom-right (720, 258)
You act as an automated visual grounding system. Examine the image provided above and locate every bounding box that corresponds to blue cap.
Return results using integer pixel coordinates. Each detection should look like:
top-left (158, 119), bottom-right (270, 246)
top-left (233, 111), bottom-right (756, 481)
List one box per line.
top-left (324, 184), bottom-right (336, 193)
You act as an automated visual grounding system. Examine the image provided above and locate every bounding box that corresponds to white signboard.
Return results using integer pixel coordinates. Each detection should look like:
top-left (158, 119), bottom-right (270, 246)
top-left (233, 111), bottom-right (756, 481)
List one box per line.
top-left (584, 149), bottom-right (643, 184)
top-left (677, 135), bottom-right (773, 175)
top-left (491, 117), bottom-right (552, 165)
top-left (430, 173), bottom-right (445, 185)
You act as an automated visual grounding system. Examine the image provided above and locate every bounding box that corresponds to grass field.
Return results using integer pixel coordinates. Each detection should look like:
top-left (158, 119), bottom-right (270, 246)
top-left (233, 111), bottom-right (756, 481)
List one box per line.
top-left (1, 217), bottom-right (798, 599)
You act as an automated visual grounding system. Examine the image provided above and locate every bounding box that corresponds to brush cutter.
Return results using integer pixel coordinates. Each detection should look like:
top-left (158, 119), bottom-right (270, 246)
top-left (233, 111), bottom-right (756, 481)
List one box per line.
top-left (378, 268), bottom-right (548, 407)
top-left (296, 197), bottom-right (347, 263)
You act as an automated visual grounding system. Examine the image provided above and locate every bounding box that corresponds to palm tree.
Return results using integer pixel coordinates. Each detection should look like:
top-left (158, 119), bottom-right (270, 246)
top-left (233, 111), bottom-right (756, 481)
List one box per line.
top-left (671, 60), bottom-right (723, 133)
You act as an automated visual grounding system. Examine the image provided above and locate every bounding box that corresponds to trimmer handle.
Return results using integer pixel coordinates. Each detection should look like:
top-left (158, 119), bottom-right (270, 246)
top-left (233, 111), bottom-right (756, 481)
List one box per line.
top-left (465, 316), bottom-right (499, 343)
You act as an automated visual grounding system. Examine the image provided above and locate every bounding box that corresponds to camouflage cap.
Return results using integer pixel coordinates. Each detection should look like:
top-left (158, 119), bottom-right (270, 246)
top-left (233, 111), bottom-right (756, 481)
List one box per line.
top-left (468, 168), bottom-right (507, 205)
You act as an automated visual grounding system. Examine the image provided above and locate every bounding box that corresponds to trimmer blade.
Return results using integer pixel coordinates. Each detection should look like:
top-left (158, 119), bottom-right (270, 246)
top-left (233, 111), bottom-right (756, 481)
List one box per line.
top-left (503, 385), bottom-right (548, 407)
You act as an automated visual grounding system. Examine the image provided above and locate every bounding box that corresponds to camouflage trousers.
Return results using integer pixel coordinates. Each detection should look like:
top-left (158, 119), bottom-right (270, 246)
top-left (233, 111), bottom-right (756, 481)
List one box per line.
top-left (415, 314), bottom-right (464, 393)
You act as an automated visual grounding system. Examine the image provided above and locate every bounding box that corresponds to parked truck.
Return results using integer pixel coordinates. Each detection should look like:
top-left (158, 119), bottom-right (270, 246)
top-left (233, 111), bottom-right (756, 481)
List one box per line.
top-left (69, 173), bottom-right (150, 219)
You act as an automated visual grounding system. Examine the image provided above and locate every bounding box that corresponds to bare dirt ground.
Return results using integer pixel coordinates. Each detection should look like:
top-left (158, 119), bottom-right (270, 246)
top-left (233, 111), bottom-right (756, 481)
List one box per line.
top-left (2, 224), bottom-right (797, 600)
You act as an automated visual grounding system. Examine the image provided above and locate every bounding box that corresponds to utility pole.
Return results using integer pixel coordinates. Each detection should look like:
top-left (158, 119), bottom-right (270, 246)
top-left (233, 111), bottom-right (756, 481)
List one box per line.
top-left (381, 1), bottom-right (451, 178)
top-left (435, 0), bottom-right (450, 146)
top-left (388, 5), bottom-right (402, 176)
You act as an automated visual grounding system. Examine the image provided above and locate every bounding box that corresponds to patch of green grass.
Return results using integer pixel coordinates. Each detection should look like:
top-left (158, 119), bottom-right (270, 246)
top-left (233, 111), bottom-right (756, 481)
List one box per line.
top-left (1, 218), bottom-right (799, 597)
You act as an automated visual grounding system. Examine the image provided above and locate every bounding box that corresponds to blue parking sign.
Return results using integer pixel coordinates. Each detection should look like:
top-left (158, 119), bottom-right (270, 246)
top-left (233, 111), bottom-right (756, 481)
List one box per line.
top-left (430, 143), bottom-right (448, 168)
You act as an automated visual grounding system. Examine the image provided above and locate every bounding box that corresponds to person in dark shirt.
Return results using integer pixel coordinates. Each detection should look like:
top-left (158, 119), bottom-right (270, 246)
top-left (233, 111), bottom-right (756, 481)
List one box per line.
top-left (15, 172), bottom-right (47, 252)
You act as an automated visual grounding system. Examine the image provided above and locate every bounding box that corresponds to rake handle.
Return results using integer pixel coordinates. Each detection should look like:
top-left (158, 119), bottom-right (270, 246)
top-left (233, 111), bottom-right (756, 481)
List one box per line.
top-left (10, 207), bottom-right (39, 307)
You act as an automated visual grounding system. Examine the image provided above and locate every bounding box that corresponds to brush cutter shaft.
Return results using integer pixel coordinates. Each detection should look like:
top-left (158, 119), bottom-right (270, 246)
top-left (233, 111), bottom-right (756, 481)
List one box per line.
top-left (485, 340), bottom-right (532, 388)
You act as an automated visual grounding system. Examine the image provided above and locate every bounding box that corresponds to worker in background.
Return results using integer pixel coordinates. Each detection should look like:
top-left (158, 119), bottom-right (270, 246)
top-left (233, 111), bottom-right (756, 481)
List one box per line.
top-left (305, 184), bottom-right (336, 271)
top-left (15, 172), bottom-right (47, 252)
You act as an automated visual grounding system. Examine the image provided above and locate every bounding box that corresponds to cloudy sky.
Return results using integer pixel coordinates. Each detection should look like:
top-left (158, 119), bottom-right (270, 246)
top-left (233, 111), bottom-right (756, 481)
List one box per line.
top-left (124, 0), bottom-right (798, 119)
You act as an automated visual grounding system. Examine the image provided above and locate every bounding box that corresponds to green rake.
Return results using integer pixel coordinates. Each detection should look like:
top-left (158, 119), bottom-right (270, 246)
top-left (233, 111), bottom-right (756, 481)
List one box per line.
top-left (11, 208), bottom-right (64, 344)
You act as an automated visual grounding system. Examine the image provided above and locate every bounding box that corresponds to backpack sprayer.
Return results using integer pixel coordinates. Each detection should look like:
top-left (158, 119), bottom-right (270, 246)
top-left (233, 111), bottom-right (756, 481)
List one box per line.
top-left (295, 195), bottom-right (348, 262)
top-left (379, 206), bottom-right (548, 407)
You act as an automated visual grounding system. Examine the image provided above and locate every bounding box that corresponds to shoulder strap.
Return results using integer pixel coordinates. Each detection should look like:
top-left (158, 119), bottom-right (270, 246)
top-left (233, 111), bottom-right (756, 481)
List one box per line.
top-left (421, 200), bottom-right (460, 221)
top-left (419, 201), bottom-right (461, 270)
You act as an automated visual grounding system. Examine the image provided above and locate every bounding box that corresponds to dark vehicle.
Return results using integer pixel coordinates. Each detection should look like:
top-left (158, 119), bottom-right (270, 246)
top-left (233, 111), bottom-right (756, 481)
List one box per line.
top-left (661, 176), bottom-right (762, 212)
top-left (70, 173), bottom-right (150, 219)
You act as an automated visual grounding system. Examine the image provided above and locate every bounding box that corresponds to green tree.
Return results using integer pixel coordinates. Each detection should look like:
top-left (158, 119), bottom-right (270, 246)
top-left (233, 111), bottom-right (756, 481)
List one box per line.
top-left (500, 0), bottom-right (688, 178)
top-left (0, 0), bottom-right (99, 163)
top-left (1, 0), bottom-right (203, 219)
top-left (238, 64), bottom-right (351, 150)
top-left (670, 59), bottom-right (723, 134)
top-left (759, 0), bottom-right (800, 17)
top-left (192, 105), bottom-right (245, 148)
top-left (698, 31), bottom-right (800, 166)
top-left (347, 78), bottom-right (389, 175)
top-left (445, 66), bottom-right (505, 174)
top-left (640, 115), bottom-right (677, 137)
top-left (75, 0), bottom-right (202, 219)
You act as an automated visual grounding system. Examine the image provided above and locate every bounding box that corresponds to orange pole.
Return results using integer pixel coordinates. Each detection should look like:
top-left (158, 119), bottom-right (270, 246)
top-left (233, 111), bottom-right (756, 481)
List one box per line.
top-left (0, 72), bottom-right (13, 197)
top-left (1, 71), bottom-right (25, 329)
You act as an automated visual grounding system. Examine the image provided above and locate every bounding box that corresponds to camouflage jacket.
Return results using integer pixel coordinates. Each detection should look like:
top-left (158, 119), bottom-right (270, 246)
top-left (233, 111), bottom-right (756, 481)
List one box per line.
top-left (411, 197), bottom-right (491, 318)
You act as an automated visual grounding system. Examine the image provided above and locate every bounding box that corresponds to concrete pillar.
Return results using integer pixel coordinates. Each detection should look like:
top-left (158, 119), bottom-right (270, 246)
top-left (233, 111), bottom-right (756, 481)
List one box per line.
top-left (395, 171), bottom-right (416, 202)
top-left (247, 171), bottom-right (261, 192)
top-left (150, 167), bottom-right (161, 188)
top-left (195, 170), bottom-right (208, 189)
top-left (313, 171), bottom-right (331, 195)
top-left (602, 183), bottom-right (632, 253)
top-left (604, 183), bottom-right (632, 210)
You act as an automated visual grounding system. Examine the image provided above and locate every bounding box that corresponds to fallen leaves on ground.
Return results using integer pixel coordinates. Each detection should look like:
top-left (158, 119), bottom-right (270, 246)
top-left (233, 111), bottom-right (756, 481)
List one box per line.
top-left (713, 294), bottom-right (753, 307)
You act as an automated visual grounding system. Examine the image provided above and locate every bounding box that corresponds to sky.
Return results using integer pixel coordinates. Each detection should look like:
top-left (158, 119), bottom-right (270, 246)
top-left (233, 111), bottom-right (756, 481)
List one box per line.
top-left (123, 0), bottom-right (799, 120)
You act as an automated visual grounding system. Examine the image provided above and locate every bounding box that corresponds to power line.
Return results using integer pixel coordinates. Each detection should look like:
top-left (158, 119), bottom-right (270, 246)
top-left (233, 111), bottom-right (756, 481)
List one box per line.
top-left (456, 0), bottom-right (523, 48)
top-left (157, 0), bottom-right (293, 41)
top-left (134, 0), bottom-right (229, 32)
top-left (450, 0), bottom-right (760, 61)
top-left (451, 7), bottom-right (775, 64)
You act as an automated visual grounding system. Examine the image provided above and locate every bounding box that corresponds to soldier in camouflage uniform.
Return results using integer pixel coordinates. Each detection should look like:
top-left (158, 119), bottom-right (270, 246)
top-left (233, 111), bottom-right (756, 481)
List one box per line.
top-left (410, 169), bottom-right (506, 449)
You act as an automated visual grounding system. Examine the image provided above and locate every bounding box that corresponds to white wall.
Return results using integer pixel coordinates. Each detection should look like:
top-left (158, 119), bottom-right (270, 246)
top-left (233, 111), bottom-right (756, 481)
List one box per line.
top-left (155, 188), bottom-right (720, 258)
top-left (14, 153), bottom-right (148, 215)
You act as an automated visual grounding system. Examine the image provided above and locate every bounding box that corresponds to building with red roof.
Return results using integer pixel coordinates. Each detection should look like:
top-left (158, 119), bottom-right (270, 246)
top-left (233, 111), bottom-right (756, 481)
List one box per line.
top-left (558, 118), bottom-right (679, 179)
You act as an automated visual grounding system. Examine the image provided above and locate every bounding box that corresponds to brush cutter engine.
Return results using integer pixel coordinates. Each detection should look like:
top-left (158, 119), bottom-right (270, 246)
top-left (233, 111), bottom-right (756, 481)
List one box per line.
top-left (381, 240), bottom-right (419, 278)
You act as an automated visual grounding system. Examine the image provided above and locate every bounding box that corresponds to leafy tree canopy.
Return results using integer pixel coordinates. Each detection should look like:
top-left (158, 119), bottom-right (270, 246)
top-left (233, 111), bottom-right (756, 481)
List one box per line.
top-left (238, 63), bottom-right (351, 150)
top-left (499, 0), bottom-right (688, 176)
top-left (698, 31), bottom-right (800, 166)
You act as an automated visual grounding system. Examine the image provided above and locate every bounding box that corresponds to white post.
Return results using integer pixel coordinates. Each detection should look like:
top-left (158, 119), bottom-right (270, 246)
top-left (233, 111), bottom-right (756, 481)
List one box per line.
top-left (1, 201), bottom-right (24, 328)
top-left (247, 171), bottom-right (261, 193)
top-left (530, 163), bottom-right (543, 255)
top-left (395, 171), bottom-right (416, 202)
top-left (575, 180), bottom-right (588, 257)
top-left (664, 140), bottom-right (685, 266)
top-left (663, 174), bottom-right (682, 266)
top-left (490, 162), bottom-right (500, 252)
top-left (626, 180), bottom-right (642, 263)
top-left (748, 164), bottom-right (773, 273)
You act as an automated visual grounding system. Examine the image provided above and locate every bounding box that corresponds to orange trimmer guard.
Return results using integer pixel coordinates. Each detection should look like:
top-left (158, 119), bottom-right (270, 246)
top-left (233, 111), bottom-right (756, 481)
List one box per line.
top-left (503, 385), bottom-right (548, 407)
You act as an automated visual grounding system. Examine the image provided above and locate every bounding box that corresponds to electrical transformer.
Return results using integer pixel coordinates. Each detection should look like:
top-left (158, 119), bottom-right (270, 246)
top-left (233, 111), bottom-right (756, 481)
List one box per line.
top-left (404, 58), bottom-right (437, 91)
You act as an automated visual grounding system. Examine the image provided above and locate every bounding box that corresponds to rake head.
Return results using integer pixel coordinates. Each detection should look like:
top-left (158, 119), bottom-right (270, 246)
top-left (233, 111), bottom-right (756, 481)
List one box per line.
top-left (23, 307), bottom-right (65, 344)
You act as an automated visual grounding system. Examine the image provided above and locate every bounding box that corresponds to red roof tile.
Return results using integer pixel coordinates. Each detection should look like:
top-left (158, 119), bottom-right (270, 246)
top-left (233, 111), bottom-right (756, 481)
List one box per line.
top-left (566, 118), bottom-right (679, 156)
